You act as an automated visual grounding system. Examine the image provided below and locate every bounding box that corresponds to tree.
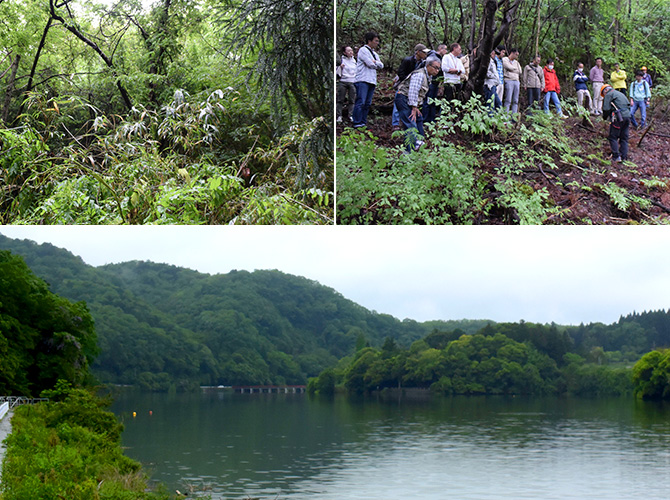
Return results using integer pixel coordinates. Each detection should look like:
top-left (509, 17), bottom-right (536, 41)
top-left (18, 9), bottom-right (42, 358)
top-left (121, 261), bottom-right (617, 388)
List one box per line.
top-left (633, 350), bottom-right (670, 400)
top-left (0, 250), bottom-right (98, 395)
top-left (217, 0), bottom-right (332, 120)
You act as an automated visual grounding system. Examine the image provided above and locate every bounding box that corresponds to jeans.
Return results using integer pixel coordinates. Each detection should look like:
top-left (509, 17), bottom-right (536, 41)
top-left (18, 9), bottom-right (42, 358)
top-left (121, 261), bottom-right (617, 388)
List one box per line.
top-left (630, 100), bottom-right (647, 128)
top-left (608, 118), bottom-right (630, 160)
top-left (504, 80), bottom-right (520, 113)
top-left (527, 88), bottom-right (541, 112)
top-left (336, 81), bottom-right (356, 120)
top-left (395, 92), bottom-right (424, 152)
top-left (352, 82), bottom-right (375, 127)
top-left (544, 91), bottom-right (562, 115)
top-left (484, 85), bottom-right (501, 113)
top-left (392, 102), bottom-right (400, 127)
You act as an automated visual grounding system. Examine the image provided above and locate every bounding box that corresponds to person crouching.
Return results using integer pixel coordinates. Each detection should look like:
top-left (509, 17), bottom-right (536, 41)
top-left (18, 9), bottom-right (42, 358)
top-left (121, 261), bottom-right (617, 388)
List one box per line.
top-left (394, 58), bottom-right (442, 152)
top-left (601, 84), bottom-right (631, 163)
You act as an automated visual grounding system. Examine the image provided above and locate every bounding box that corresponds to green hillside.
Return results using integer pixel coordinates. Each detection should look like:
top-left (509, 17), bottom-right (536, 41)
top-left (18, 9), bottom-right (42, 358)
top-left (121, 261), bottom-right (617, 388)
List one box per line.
top-left (3, 233), bottom-right (669, 392)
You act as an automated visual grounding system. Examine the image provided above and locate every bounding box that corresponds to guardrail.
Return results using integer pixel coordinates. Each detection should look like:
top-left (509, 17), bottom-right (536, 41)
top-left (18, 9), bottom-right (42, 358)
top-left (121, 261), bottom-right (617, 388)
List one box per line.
top-left (0, 397), bottom-right (49, 410)
top-left (0, 402), bottom-right (8, 420)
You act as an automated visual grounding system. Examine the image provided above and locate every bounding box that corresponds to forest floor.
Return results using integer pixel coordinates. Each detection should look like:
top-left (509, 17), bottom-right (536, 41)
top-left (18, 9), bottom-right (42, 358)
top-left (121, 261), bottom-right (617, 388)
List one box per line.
top-left (337, 73), bottom-right (670, 224)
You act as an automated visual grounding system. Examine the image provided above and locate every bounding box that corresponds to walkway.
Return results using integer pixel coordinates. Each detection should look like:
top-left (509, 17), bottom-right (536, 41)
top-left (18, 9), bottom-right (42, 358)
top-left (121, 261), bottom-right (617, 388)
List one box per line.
top-left (0, 409), bottom-right (12, 481)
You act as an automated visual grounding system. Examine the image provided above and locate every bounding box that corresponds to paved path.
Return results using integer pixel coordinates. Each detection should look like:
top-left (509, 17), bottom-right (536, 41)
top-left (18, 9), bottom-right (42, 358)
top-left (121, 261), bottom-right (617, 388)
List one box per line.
top-left (0, 410), bottom-right (12, 479)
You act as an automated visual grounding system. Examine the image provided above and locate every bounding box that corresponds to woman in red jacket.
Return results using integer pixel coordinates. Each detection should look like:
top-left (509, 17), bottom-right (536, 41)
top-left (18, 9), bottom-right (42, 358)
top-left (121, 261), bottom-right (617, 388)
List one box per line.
top-left (543, 59), bottom-right (565, 117)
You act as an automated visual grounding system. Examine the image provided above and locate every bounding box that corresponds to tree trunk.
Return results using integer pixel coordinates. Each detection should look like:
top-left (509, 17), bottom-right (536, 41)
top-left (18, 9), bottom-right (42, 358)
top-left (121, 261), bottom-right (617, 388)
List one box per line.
top-left (2, 55), bottom-right (20, 124)
top-left (469, 0), bottom-right (477, 51)
top-left (465, 0), bottom-right (521, 99)
top-left (424, 0), bottom-right (436, 48)
top-left (531, 0), bottom-right (542, 59)
top-left (49, 0), bottom-right (133, 110)
top-left (16, 18), bottom-right (54, 120)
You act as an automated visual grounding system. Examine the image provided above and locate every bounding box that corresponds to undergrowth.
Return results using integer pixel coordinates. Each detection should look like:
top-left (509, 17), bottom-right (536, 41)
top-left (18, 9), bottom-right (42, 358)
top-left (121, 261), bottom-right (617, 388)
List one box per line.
top-left (337, 96), bottom-right (580, 224)
top-left (0, 381), bottom-right (170, 500)
top-left (0, 90), bottom-right (333, 224)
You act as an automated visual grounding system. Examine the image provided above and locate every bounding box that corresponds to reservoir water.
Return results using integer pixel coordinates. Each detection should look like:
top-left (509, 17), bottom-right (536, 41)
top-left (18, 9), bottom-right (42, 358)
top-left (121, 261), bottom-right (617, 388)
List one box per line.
top-left (111, 390), bottom-right (670, 499)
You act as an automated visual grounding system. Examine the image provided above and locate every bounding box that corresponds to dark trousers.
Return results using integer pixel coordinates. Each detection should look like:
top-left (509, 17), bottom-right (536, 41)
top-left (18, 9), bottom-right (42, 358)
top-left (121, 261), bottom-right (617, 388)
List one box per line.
top-left (527, 87), bottom-right (541, 112)
top-left (443, 82), bottom-right (463, 103)
top-left (608, 118), bottom-right (630, 160)
top-left (395, 92), bottom-right (424, 152)
top-left (421, 81), bottom-right (440, 124)
top-left (336, 81), bottom-right (356, 120)
top-left (352, 82), bottom-right (375, 127)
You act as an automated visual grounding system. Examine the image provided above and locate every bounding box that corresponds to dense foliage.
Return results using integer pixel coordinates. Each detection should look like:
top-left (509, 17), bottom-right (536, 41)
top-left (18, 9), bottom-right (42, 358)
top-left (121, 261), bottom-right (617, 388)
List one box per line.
top-left (309, 327), bottom-right (633, 396)
top-left (4, 235), bottom-right (670, 393)
top-left (632, 349), bottom-right (670, 399)
top-left (0, 382), bottom-right (167, 500)
top-left (0, 250), bottom-right (98, 396)
top-left (0, 0), bottom-right (333, 224)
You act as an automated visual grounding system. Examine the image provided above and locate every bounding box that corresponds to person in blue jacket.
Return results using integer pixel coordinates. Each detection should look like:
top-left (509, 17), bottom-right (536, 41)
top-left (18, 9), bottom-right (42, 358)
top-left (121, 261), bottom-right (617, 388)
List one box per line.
top-left (629, 70), bottom-right (651, 129)
top-left (573, 63), bottom-right (591, 111)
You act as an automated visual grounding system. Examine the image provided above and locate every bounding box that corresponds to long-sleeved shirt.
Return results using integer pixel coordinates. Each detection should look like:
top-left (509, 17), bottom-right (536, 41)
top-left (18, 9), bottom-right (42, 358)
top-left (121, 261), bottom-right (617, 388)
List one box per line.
top-left (502, 57), bottom-right (522, 82)
top-left (522, 63), bottom-right (545, 89)
top-left (495, 56), bottom-right (504, 84)
top-left (485, 58), bottom-right (500, 88)
top-left (573, 69), bottom-right (589, 91)
top-left (397, 55), bottom-right (421, 83)
top-left (642, 73), bottom-right (653, 87)
top-left (543, 67), bottom-right (560, 93)
top-left (603, 89), bottom-right (631, 120)
top-left (397, 68), bottom-right (430, 107)
top-left (355, 45), bottom-right (384, 85)
top-left (442, 52), bottom-right (465, 84)
top-left (629, 79), bottom-right (651, 101)
top-left (611, 69), bottom-right (627, 90)
top-left (407, 69), bottom-right (429, 106)
top-left (589, 65), bottom-right (604, 83)
top-left (338, 56), bottom-right (357, 83)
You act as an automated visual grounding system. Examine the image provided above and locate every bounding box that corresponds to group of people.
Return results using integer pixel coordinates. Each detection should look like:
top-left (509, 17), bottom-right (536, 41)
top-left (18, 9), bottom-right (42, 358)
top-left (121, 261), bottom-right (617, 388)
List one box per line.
top-left (337, 32), bottom-right (655, 158)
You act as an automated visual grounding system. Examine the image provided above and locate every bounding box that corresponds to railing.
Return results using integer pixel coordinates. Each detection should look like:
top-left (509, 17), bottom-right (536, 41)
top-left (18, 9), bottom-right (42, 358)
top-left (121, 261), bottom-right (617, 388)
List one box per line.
top-left (0, 402), bottom-right (8, 420)
top-left (0, 397), bottom-right (49, 410)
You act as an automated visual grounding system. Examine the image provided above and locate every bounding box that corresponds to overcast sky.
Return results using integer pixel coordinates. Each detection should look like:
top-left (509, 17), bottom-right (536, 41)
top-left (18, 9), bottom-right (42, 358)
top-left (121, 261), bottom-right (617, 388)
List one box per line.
top-left (1, 226), bottom-right (668, 326)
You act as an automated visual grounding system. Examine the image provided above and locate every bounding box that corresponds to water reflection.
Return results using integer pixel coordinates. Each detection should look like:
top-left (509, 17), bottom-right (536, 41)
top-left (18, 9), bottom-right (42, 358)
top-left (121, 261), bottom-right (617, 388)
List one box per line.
top-left (111, 390), bottom-right (670, 499)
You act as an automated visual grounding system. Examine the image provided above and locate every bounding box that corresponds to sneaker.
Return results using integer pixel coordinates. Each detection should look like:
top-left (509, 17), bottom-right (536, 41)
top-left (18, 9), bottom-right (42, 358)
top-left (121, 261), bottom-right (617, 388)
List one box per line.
top-left (612, 156), bottom-right (621, 163)
top-left (392, 125), bottom-right (401, 132)
top-left (414, 140), bottom-right (425, 151)
top-left (336, 116), bottom-right (342, 123)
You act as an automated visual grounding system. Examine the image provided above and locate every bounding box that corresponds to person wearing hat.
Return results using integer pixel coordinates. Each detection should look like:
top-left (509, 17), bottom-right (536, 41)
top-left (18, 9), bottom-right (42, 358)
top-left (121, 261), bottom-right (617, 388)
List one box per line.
top-left (392, 43), bottom-right (430, 129)
top-left (641, 66), bottom-right (653, 88)
top-left (441, 42), bottom-right (467, 102)
top-left (610, 63), bottom-right (627, 91)
top-left (601, 84), bottom-right (631, 163)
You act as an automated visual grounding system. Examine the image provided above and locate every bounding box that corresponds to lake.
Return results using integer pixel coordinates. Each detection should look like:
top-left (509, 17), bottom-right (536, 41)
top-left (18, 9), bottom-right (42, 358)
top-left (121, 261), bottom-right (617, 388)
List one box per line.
top-left (111, 390), bottom-right (670, 499)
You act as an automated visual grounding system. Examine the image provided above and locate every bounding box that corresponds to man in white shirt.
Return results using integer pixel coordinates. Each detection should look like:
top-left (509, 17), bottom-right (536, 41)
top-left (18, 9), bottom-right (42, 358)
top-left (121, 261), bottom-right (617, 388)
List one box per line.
top-left (352, 31), bottom-right (384, 128)
top-left (441, 43), bottom-right (466, 102)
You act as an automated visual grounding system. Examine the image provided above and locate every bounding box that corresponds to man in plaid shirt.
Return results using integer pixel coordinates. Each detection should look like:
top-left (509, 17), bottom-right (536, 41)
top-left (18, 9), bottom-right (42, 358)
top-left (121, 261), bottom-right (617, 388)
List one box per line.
top-left (394, 58), bottom-right (442, 151)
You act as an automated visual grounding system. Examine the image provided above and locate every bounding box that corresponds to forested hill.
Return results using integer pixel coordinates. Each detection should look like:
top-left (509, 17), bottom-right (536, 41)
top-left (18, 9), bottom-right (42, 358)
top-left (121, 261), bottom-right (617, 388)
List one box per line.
top-left (3, 234), bottom-right (669, 391)
top-left (0, 234), bottom-right (490, 389)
